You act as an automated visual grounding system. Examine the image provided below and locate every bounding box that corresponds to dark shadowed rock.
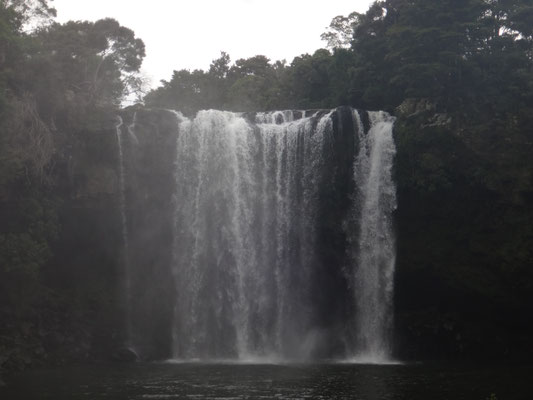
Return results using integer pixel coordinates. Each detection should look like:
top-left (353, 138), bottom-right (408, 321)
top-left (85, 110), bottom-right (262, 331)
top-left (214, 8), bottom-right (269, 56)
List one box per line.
top-left (113, 347), bottom-right (139, 363)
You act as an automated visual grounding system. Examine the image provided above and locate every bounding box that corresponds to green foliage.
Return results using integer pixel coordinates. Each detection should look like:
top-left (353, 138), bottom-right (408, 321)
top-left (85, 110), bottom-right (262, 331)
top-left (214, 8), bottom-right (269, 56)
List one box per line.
top-left (2, 0), bottom-right (56, 25)
top-left (0, 189), bottom-right (59, 311)
top-left (394, 96), bottom-right (533, 361)
top-left (0, 2), bottom-right (22, 113)
top-left (0, 233), bottom-right (48, 276)
top-left (394, 123), bottom-right (464, 194)
top-left (146, 53), bottom-right (287, 113)
top-left (29, 18), bottom-right (145, 113)
top-left (283, 50), bottom-right (332, 109)
top-left (227, 55), bottom-right (284, 111)
top-left (146, 49), bottom-right (350, 113)
top-left (320, 12), bottom-right (359, 49)
top-left (141, 0), bottom-right (533, 117)
top-left (0, 3), bottom-right (143, 369)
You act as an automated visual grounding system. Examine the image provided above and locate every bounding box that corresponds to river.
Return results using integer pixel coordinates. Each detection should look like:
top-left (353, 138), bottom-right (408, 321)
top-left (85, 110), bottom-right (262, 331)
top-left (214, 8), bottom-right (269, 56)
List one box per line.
top-left (2, 362), bottom-right (531, 399)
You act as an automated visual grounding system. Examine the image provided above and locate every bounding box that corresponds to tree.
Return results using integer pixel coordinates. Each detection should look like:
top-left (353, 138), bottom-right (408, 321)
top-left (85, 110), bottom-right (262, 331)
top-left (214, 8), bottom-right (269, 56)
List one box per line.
top-left (0, 3), bottom-right (19, 112)
top-left (282, 49), bottom-right (334, 109)
top-left (227, 55), bottom-right (283, 111)
top-left (384, 1), bottom-right (485, 101)
top-left (205, 51), bottom-right (231, 109)
top-left (30, 18), bottom-right (145, 111)
top-left (209, 51), bottom-right (231, 79)
top-left (1, 0), bottom-right (56, 29)
top-left (321, 12), bottom-right (360, 49)
top-left (345, 2), bottom-right (397, 109)
top-left (145, 53), bottom-right (289, 113)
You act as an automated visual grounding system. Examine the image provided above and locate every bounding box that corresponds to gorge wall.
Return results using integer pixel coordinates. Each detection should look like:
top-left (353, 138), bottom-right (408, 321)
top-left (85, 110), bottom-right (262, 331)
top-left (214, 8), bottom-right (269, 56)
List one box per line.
top-left (115, 107), bottom-right (396, 362)
top-left (7, 103), bottom-right (530, 369)
top-left (114, 105), bottom-right (533, 362)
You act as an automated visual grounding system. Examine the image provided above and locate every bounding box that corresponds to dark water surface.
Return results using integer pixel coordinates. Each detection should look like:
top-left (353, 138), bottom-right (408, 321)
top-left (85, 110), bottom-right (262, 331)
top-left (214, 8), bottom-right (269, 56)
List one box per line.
top-left (2, 362), bottom-right (531, 399)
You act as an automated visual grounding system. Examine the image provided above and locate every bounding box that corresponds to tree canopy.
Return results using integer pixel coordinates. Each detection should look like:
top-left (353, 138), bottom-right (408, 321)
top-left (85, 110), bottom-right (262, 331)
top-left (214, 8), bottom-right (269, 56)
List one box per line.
top-left (0, 1), bottom-right (145, 334)
top-left (145, 0), bottom-right (533, 119)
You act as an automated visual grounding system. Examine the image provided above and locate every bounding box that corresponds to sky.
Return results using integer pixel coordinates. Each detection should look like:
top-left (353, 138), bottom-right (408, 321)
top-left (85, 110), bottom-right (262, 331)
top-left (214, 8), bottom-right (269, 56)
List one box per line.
top-left (52, 0), bottom-right (373, 88)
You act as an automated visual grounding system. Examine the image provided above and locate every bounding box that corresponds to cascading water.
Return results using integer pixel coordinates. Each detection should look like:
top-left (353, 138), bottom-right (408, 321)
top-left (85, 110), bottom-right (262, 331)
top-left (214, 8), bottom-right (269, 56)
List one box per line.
top-left (115, 117), bottom-right (132, 346)
top-left (171, 110), bottom-right (327, 360)
top-left (350, 111), bottom-right (397, 363)
top-left (162, 108), bottom-right (397, 362)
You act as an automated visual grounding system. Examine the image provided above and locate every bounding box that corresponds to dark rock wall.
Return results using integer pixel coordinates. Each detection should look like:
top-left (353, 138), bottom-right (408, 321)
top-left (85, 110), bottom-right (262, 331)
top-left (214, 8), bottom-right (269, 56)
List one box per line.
top-left (392, 105), bottom-right (533, 361)
top-left (119, 108), bottom-right (179, 359)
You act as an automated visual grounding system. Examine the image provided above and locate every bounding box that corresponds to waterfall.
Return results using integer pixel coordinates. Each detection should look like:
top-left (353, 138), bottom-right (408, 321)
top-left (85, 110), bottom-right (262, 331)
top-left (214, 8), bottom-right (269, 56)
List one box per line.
top-left (115, 117), bottom-right (132, 347)
top-left (171, 110), bottom-right (327, 360)
top-left (165, 108), bottom-right (397, 362)
top-left (351, 111), bottom-right (397, 363)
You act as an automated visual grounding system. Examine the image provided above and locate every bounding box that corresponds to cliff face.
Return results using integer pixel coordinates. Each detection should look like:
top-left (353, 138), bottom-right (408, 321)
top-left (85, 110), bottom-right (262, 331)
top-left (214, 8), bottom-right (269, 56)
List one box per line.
top-left (393, 100), bottom-right (533, 360)
top-left (117, 107), bottom-right (367, 359)
top-left (112, 105), bottom-right (533, 361)
top-left (117, 107), bottom-right (179, 358)
top-left (3, 104), bottom-right (532, 373)
top-left (0, 111), bottom-right (124, 374)
top-left (60, 105), bottom-right (533, 361)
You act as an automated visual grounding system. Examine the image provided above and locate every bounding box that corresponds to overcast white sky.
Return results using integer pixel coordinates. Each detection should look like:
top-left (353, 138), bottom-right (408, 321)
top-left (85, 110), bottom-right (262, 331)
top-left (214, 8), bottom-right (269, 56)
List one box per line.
top-left (53, 0), bottom-right (373, 87)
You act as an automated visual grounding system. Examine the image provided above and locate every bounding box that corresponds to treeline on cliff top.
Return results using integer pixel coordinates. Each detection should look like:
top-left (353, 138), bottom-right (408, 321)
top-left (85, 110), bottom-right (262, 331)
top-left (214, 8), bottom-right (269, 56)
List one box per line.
top-left (146, 0), bottom-right (533, 121)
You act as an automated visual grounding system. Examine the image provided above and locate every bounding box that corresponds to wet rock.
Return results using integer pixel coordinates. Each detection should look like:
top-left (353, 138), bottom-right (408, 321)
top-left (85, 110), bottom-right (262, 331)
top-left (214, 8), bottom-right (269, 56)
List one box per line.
top-left (396, 97), bottom-right (435, 117)
top-left (421, 113), bottom-right (452, 128)
top-left (396, 98), bottom-right (452, 128)
top-left (113, 347), bottom-right (139, 363)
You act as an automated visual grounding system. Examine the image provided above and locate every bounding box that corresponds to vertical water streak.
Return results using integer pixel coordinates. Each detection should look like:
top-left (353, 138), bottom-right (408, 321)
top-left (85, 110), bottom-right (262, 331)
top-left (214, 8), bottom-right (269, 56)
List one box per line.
top-left (171, 110), bottom-right (334, 360)
top-left (171, 110), bottom-right (205, 358)
top-left (127, 111), bottom-right (139, 145)
top-left (226, 111), bottom-right (257, 358)
top-left (256, 111), bottom-right (323, 357)
top-left (352, 111), bottom-right (397, 362)
top-left (115, 116), bottom-right (132, 347)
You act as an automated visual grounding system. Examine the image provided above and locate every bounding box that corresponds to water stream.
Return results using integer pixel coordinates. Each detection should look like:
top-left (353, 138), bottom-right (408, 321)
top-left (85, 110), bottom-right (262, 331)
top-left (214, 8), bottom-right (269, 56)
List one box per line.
top-left (115, 116), bottom-right (133, 348)
top-left (165, 108), bottom-right (397, 361)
